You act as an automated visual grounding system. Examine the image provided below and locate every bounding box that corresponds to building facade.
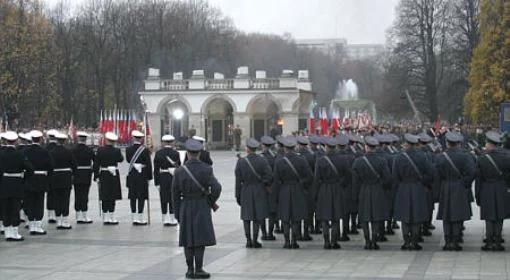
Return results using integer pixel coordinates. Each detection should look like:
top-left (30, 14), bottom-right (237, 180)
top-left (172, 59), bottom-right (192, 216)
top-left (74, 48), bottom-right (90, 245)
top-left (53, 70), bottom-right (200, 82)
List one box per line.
top-left (296, 38), bottom-right (384, 61)
top-left (139, 67), bottom-right (314, 149)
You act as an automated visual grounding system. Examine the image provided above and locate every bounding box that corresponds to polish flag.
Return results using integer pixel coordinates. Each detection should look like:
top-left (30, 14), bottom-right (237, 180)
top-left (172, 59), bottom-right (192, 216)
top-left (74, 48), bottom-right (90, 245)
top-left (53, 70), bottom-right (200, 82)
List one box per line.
top-left (331, 109), bottom-right (340, 132)
top-left (321, 107), bottom-right (329, 135)
top-left (309, 109), bottom-right (315, 135)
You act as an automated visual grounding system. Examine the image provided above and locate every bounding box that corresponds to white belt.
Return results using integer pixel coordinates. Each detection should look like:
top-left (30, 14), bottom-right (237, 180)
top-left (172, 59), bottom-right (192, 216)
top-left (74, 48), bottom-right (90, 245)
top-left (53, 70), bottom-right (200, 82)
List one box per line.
top-left (77, 166), bottom-right (92, 170)
top-left (160, 168), bottom-right (176, 175)
top-left (4, 173), bottom-right (24, 178)
top-left (54, 168), bottom-right (72, 172)
top-left (100, 166), bottom-right (118, 176)
top-left (34, 171), bottom-right (48, 176)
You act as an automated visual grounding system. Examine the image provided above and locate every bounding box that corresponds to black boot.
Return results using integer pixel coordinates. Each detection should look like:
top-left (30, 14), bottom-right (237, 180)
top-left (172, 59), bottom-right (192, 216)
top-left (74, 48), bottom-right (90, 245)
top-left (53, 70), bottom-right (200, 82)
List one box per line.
top-left (245, 238), bottom-right (252, 248)
top-left (494, 235), bottom-right (505, 251)
top-left (481, 237), bottom-right (493, 251)
top-left (194, 268), bottom-right (210, 279)
top-left (385, 221), bottom-right (395, 235)
top-left (401, 235), bottom-right (410, 250)
top-left (421, 224), bottom-right (432, 236)
top-left (364, 239), bottom-right (371, 250)
top-left (185, 267), bottom-right (194, 279)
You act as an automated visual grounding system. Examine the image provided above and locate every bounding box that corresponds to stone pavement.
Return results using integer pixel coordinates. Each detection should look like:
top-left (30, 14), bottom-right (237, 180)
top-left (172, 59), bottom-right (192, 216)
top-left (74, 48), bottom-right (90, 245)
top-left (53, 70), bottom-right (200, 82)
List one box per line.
top-left (1, 151), bottom-right (510, 280)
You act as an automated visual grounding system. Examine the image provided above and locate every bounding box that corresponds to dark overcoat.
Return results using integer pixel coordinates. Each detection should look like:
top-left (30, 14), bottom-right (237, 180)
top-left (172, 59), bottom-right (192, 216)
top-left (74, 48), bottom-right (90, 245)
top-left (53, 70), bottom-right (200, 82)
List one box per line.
top-left (475, 148), bottom-right (510, 221)
top-left (352, 152), bottom-right (391, 222)
top-left (49, 144), bottom-right (77, 189)
top-left (273, 151), bottom-right (313, 222)
top-left (72, 143), bottom-right (95, 186)
top-left (172, 159), bottom-right (221, 247)
top-left (126, 144), bottom-right (153, 200)
top-left (154, 146), bottom-right (181, 203)
top-left (235, 153), bottom-right (272, 221)
top-left (393, 148), bottom-right (434, 223)
top-left (0, 146), bottom-right (34, 198)
top-left (93, 145), bottom-right (123, 201)
top-left (345, 145), bottom-right (362, 213)
top-left (24, 144), bottom-right (53, 193)
top-left (435, 147), bottom-right (476, 222)
top-left (261, 148), bottom-right (277, 213)
top-left (314, 151), bottom-right (351, 221)
top-left (298, 147), bottom-right (317, 214)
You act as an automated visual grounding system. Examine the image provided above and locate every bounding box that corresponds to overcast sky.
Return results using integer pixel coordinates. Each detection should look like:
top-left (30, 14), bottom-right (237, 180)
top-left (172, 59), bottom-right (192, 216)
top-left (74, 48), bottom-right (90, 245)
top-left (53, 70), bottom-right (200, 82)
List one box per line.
top-left (44, 0), bottom-right (399, 44)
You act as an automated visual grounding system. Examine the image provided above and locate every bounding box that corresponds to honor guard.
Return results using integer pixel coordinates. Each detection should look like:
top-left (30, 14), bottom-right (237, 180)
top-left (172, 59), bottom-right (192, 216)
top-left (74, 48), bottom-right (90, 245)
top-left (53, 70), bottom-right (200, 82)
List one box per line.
top-left (314, 136), bottom-right (351, 249)
top-left (172, 139), bottom-right (222, 279)
top-left (273, 136), bottom-right (313, 249)
top-left (0, 131), bottom-right (34, 241)
top-left (418, 132), bottom-right (438, 236)
top-left (260, 136), bottom-right (279, 240)
top-left (72, 131), bottom-right (95, 224)
top-left (50, 133), bottom-right (77, 230)
top-left (18, 133), bottom-right (31, 223)
top-left (336, 134), bottom-right (355, 241)
top-left (393, 134), bottom-right (434, 250)
top-left (235, 138), bottom-right (272, 248)
top-left (23, 130), bottom-right (53, 235)
top-left (351, 136), bottom-right (391, 250)
top-left (45, 129), bottom-right (59, 224)
top-left (153, 134), bottom-right (180, 226)
top-left (296, 136), bottom-right (315, 241)
top-left (475, 131), bottom-right (510, 251)
top-left (126, 130), bottom-right (153, 226)
top-left (346, 133), bottom-right (362, 234)
top-left (436, 131), bottom-right (476, 251)
top-left (93, 132), bottom-right (123, 225)
top-left (374, 134), bottom-right (395, 242)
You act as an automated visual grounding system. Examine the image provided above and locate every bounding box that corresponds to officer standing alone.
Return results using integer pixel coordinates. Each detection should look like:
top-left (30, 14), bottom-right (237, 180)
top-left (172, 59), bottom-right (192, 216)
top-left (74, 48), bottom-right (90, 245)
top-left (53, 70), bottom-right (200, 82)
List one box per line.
top-left (172, 139), bottom-right (222, 279)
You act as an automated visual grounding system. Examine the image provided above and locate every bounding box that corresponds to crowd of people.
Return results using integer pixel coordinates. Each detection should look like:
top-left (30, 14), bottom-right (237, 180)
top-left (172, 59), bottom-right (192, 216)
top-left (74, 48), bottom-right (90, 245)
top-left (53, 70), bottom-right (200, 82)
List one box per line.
top-left (235, 128), bottom-right (510, 253)
top-left (0, 124), bottom-right (509, 279)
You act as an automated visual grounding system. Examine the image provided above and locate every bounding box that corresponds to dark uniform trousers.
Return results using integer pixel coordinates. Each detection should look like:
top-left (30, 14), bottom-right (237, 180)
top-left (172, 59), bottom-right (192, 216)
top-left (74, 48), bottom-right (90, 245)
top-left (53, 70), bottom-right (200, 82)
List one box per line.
top-left (24, 191), bottom-right (45, 221)
top-left (401, 223), bottom-right (420, 243)
top-left (54, 188), bottom-right (71, 217)
top-left (46, 191), bottom-right (55, 212)
top-left (485, 220), bottom-right (504, 241)
top-left (74, 183), bottom-right (91, 211)
top-left (1, 198), bottom-right (22, 227)
top-left (102, 200), bottom-right (116, 212)
top-left (443, 221), bottom-right (462, 242)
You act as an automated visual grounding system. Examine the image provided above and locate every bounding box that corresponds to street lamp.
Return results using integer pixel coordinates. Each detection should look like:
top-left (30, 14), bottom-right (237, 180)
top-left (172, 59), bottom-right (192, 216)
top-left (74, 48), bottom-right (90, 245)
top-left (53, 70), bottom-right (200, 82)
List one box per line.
top-left (173, 108), bottom-right (184, 120)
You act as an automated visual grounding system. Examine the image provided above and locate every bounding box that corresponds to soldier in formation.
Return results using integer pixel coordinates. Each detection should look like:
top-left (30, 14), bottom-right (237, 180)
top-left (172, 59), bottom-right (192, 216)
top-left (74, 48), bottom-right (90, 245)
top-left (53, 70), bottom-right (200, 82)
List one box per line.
top-left (126, 130), bottom-right (153, 226)
top-left (153, 134), bottom-right (180, 226)
top-left (235, 138), bottom-right (272, 248)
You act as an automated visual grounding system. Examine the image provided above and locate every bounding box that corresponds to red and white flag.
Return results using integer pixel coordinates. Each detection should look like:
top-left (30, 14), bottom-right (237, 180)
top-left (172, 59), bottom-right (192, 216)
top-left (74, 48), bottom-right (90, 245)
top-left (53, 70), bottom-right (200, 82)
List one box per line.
top-left (309, 109), bottom-right (315, 134)
top-left (68, 117), bottom-right (77, 141)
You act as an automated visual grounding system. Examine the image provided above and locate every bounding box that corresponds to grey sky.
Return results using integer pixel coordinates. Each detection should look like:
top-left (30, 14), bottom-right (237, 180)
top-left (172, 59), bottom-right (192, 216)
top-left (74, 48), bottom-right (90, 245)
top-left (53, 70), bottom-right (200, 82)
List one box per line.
top-left (44, 0), bottom-right (399, 44)
top-left (208, 0), bottom-right (399, 44)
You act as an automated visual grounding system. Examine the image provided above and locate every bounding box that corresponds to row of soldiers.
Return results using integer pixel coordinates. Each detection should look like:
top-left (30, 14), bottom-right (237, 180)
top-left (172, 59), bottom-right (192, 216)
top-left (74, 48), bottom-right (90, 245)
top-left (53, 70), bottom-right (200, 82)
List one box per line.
top-left (0, 129), bottom-right (215, 242)
top-left (235, 130), bottom-right (510, 251)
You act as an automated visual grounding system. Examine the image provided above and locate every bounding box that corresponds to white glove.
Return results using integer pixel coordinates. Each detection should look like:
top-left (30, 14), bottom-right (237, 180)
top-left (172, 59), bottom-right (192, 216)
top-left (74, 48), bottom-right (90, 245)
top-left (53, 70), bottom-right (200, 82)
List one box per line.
top-left (133, 163), bottom-right (143, 173)
top-left (107, 167), bottom-right (117, 176)
top-left (169, 168), bottom-right (176, 176)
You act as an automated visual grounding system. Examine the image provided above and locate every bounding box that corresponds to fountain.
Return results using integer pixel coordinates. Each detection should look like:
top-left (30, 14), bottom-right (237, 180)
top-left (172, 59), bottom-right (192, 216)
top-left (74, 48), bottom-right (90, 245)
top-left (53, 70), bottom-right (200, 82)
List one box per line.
top-left (330, 79), bottom-right (377, 128)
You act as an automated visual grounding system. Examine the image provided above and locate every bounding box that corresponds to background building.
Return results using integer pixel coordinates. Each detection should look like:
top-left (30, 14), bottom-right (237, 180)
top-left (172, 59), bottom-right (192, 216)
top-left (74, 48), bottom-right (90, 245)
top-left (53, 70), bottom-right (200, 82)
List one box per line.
top-left (139, 67), bottom-right (314, 149)
top-left (296, 38), bottom-right (384, 60)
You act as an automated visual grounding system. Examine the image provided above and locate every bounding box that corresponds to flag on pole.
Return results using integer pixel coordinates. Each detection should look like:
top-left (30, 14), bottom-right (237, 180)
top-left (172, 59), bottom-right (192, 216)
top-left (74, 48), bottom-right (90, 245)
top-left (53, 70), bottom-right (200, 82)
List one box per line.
top-left (309, 109), bottom-right (315, 135)
top-left (320, 107), bottom-right (329, 135)
top-left (331, 108), bottom-right (340, 132)
top-left (68, 117), bottom-right (77, 141)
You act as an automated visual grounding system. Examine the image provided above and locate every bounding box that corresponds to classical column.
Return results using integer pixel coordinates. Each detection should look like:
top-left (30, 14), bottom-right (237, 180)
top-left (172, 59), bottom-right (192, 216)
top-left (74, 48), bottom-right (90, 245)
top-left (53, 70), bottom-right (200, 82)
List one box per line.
top-left (281, 112), bottom-right (299, 136)
top-left (147, 112), bottom-right (161, 148)
top-left (233, 112), bottom-right (250, 149)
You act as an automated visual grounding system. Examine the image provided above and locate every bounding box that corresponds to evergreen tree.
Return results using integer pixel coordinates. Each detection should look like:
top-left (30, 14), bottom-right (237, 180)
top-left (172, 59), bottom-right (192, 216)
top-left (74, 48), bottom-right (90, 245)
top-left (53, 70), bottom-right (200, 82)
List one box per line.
top-left (465, 0), bottom-right (510, 125)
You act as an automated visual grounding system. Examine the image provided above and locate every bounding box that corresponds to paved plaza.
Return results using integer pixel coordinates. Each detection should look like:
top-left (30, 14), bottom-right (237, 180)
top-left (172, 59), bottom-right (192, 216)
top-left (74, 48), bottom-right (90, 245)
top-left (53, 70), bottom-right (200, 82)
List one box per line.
top-left (1, 151), bottom-right (510, 280)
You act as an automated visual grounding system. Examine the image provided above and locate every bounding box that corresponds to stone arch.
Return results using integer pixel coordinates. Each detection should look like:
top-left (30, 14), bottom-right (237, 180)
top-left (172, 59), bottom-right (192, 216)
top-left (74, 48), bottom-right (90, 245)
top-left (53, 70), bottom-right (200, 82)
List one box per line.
top-left (200, 94), bottom-right (238, 114)
top-left (246, 94), bottom-right (283, 140)
top-left (157, 95), bottom-right (192, 142)
top-left (246, 93), bottom-right (283, 114)
top-left (156, 95), bottom-right (192, 116)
